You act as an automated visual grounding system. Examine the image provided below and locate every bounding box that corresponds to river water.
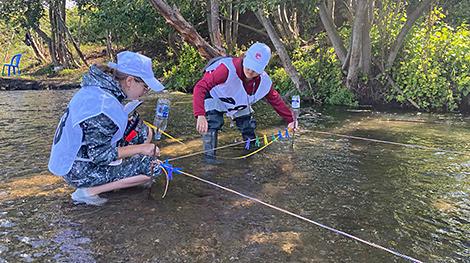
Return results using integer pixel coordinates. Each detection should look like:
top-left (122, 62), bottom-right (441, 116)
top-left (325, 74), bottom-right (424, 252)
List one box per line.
top-left (0, 90), bottom-right (468, 262)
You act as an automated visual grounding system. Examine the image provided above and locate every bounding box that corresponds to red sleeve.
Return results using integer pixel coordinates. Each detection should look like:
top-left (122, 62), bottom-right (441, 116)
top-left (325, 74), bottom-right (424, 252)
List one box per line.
top-left (265, 85), bottom-right (294, 123)
top-left (192, 63), bottom-right (229, 117)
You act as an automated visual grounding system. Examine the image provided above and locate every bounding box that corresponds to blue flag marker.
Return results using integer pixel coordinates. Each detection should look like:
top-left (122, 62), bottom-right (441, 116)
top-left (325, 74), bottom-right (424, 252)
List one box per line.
top-left (245, 139), bottom-right (251, 150)
top-left (284, 128), bottom-right (290, 139)
top-left (161, 160), bottom-right (182, 180)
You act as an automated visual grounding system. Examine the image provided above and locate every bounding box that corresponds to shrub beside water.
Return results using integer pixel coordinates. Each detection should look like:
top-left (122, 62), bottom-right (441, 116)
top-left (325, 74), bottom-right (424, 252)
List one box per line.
top-left (390, 9), bottom-right (470, 111)
top-left (163, 43), bottom-right (205, 92)
top-left (271, 41), bottom-right (357, 106)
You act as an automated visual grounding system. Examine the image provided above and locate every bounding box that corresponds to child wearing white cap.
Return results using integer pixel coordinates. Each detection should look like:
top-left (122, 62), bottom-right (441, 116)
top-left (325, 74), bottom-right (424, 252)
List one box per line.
top-left (193, 42), bottom-right (297, 163)
top-left (49, 51), bottom-right (166, 205)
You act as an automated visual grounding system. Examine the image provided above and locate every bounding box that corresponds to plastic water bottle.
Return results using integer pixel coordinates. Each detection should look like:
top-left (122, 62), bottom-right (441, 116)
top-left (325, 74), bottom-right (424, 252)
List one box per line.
top-left (153, 98), bottom-right (170, 140)
top-left (291, 95), bottom-right (300, 125)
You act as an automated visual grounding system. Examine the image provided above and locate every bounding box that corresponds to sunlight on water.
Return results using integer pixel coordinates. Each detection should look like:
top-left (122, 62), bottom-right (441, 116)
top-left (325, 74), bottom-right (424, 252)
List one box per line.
top-left (0, 90), bottom-right (468, 262)
top-left (0, 173), bottom-right (66, 202)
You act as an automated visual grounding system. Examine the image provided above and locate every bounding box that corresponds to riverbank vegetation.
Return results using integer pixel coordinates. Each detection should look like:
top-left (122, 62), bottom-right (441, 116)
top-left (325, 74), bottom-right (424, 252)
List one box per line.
top-left (0, 0), bottom-right (468, 111)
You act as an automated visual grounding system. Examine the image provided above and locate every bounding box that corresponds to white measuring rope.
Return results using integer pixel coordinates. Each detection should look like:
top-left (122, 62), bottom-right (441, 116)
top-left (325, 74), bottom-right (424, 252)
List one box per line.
top-left (180, 170), bottom-right (424, 263)
top-left (160, 127), bottom-right (464, 262)
top-left (167, 138), bottom-right (256, 162)
top-left (312, 131), bottom-right (469, 155)
top-left (167, 129), bottom-right (468, 163)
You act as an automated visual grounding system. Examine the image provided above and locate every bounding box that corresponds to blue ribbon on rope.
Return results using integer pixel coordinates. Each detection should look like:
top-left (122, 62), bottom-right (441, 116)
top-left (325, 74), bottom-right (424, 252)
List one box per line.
top-left (277, 130), bottom-right (284, 140)
top-left (161, 160), bottom-right (182, 180)
top-left (284, 128), bottom-right (290, 139)
top-left (245, 139), bottom-right (251, 150)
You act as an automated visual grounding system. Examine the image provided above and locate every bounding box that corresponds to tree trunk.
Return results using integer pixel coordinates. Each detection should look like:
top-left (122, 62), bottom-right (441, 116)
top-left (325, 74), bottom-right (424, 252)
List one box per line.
top-left (361, 1), bottom-right (372, 76)
top-left (56, 11), bottom-right (89, 67)
top-left (255, 10), bottom-right (308, 95)
top-left (55, 0), bottom-right (69, 68)
top-left (386, 0), bottom-right (433, 69)
top-left (342, 43), bottom-right (352, 72)
top-left (48, 3), bottom-right (59, 67)
top-left (232, 5), bottom-right (239, 50)
top-left (167, 31), bottom-right (182, 57)
top-left (346, 0), bottom-right (367, 91)
top-left (77, 5), bottom-right (83, 46)
top-left (291, 6), bottom-right (299, 38)
top-left (148, 0), bottom-right (225, 59)
top-left (209, 0), bottom-right (223, 50)
top-left (318, 0), bottom-right (347, 64)
top-left (58, 0), bottom-right (77, 68)
top-left (272, 5), bottom-right (289, 41)
top-left (326, 0), bottom-right (335, 25)
top-left (106, 30), bottom-right (115, 60)
top-left (224, 1), bottom-right (233, 53)
top-left (31, 25), bottom-right (55, 65)
top-left (281, 3), bottom-right (295, 39)
top-left (27, 32), bottom-right (47, 62)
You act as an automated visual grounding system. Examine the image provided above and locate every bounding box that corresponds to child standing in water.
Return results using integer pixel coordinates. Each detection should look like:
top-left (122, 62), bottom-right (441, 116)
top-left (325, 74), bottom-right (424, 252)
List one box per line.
top-left (49, 51), bottom-right (165, 205)
top-left (192, 42), bottom-right (297, 163)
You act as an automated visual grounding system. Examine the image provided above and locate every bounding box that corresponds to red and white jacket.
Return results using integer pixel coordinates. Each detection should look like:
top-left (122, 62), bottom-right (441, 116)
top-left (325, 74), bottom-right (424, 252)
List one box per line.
top-left (192, 57), bottom-right (294, 123)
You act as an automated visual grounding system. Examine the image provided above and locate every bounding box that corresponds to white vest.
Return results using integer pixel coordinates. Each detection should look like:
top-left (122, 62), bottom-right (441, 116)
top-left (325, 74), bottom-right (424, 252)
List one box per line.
top-left (205, 58), bottom-right (272, 117)
top-left (48, 86), bottom-right (129, 176)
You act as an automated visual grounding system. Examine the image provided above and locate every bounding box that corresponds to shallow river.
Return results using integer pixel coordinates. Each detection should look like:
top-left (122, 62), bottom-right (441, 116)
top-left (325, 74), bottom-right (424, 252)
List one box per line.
top-left (0, 90), bottom-right (468, 262)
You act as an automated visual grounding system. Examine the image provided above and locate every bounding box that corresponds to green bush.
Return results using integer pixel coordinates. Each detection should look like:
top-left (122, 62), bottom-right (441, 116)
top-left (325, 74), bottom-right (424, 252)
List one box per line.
top-left (162, 43), bottom-right (205, 92)
top-left (72, 0), bottom-right (207, 50)
top-left (390, 9), bottom-right (470, 111)
top-left (271, 40), bottom-right (357, 106)
top-left (70, 0), bottom-right (168, 46)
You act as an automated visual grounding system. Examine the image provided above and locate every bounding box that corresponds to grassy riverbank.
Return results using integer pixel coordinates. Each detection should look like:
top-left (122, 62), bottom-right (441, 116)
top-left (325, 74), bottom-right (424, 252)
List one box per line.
top-left (1, 43), bottom-right (109, 87)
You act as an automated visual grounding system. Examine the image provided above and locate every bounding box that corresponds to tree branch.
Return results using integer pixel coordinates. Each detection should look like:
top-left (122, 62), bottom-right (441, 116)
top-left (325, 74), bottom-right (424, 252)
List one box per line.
top-left (255, 9), bottom-right (308, 95)
top-left (318, 0), bottom-right (347, 64)
top-left (149, 0), bottom-right (225, 59)
top-left (56, 11), bottom-right (89, 67)
top-left (209, 0), bottom-right (223, 50)
top-left (219, 15), bottom-right (268, 37)
top-left (386, 0), bottom-right (433, 69)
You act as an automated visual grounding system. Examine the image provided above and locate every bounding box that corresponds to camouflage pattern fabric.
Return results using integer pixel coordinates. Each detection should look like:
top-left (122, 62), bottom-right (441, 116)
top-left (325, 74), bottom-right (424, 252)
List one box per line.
top-left (63, 114), bottom-right (161, 188)
top-left (62, 66), bottom-right (161, 188)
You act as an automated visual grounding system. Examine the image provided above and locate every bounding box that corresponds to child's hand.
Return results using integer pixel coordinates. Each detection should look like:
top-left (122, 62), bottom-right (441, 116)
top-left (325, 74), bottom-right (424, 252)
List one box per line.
top-left (196, 115), bottom-right (208, 134)
top-left (288, 121), bottom-right (298, 132)
top-left (140, 143), bottom-right (160, 157)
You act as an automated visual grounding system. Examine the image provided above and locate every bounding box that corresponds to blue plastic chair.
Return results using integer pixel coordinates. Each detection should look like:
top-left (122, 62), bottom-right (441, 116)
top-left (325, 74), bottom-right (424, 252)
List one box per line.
top-left (2, 54), bottom-right (22, 76)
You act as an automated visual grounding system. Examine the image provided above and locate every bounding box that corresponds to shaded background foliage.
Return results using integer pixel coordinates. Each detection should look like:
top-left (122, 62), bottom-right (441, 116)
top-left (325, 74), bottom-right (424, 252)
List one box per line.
top-left (391, 9), bottom-right (469, 111)
top-left (0, 0), bottom-right (469, 112)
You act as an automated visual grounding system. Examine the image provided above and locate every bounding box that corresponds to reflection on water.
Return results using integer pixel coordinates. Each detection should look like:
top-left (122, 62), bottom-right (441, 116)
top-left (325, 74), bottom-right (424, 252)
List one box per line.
top-left (0, 90), bottom-right (469, 262)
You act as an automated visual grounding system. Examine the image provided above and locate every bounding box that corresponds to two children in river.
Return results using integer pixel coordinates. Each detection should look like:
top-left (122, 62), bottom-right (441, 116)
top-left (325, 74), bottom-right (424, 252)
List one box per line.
top-left (49, 43), bottom-right (297, 205)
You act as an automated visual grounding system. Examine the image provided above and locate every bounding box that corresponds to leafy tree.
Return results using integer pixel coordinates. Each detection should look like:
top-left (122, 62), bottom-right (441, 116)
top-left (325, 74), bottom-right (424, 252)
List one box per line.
top-left (391, 9), bottom-right (469, 111)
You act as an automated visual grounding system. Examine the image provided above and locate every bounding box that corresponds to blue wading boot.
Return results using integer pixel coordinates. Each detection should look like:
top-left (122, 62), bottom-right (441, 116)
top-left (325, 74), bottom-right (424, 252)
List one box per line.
top-left (202, 131), bottom-right (223, 165)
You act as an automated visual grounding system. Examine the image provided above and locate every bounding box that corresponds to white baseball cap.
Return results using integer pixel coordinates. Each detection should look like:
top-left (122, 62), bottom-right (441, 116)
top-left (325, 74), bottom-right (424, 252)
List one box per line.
top-left (108, 51), bottom-right (165, 92)
top-left (243, 42), bottom-right (271, 74)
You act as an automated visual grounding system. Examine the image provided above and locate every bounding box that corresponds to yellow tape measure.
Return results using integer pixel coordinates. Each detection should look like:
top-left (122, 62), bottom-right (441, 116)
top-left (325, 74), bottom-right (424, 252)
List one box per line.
top-left (143, 120), bottom-right (185, 145)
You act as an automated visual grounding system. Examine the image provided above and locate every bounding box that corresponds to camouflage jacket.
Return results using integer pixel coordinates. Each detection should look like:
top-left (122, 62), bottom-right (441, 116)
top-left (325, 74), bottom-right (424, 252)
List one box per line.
top-left (62, 66), bottom-right (159, 188)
